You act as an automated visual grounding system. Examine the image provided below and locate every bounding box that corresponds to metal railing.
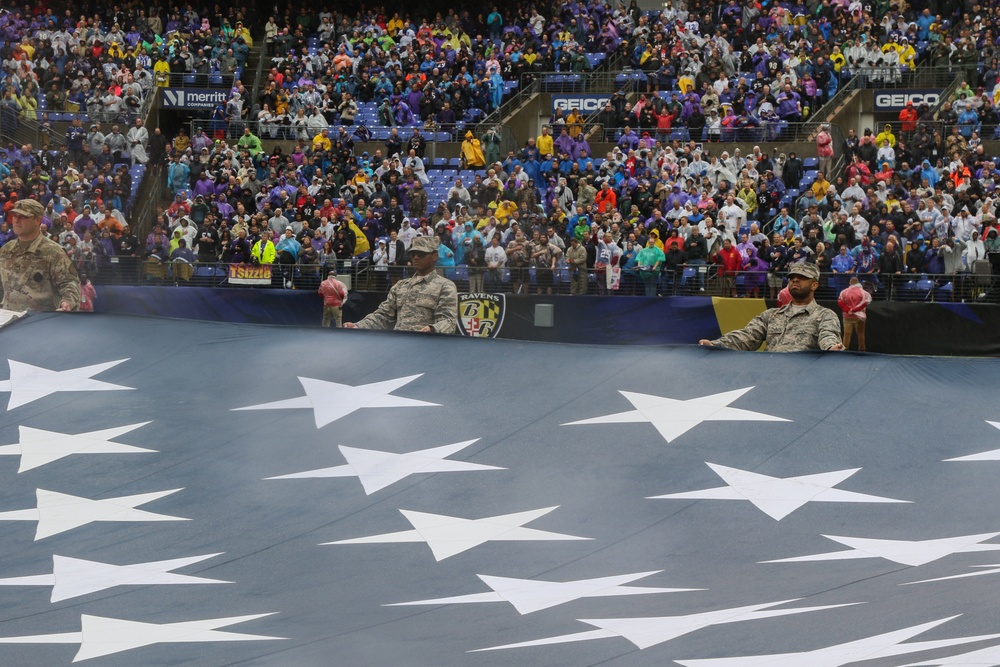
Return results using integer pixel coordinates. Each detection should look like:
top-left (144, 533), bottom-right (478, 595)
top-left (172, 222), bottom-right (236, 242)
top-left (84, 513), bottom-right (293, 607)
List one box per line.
top-left (0, 115), bottom-right (68, 148)
top-left (529, 69), bottom-right (648, 94)
top-left (929, 67), bottom-right (977, 116)
top-left (475, 77), bottom-right (539, 137)
top-left (594, 119), bottom-right (836, 145)
top-left (248, 39), bottom-right (270, 122)
top-left (161, 72), bottom-right (240, 89)
top-left (470, 58), bottom-right (630, 143)
top-left (581, 78), bottom-right (640, 141)
top-left (841, 65), bottom-right (976, 90)
top-left (89, 256), bottom-right (364, 287)
top-left (195, 116), bottom-right (488, 144)
top-left (86, 255), bottom-right (1000, 304)
top-left (132, 164), bottom-right (166, 241)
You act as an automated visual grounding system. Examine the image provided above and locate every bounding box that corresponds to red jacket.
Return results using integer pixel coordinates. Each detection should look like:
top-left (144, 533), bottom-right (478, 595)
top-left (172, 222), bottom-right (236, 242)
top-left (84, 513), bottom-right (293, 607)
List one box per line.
top-left (318, 276), bottom-right (348, 307)
top-left (899, 106), bottom-right (919, 132)
top-left (838, 284), bottom-right (872, 319)
top-left (714, 246), bottom-right (743, 276)
top-left (595, 188), bottom-right (617, 214)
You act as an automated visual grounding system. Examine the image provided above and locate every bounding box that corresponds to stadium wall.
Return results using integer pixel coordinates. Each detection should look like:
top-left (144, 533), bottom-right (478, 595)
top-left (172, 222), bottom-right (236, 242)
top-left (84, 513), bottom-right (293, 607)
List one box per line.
top-left (95, 287), bottom-right (1000, 356)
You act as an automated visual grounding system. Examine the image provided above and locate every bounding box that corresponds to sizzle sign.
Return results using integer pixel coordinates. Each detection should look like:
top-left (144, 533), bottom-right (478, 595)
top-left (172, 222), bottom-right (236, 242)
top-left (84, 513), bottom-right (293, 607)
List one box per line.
top-left (228, 263), bottom-right (272, 285)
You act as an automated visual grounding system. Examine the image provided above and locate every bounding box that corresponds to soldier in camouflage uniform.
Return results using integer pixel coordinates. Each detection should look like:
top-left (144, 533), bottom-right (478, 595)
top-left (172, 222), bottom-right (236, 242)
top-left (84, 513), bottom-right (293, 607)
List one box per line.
top-left (345, 235), bottom-right (458, 333)
top-left (699, 263), bottom-right (843, 352)
top-left (0, 199), bottom-right (80, 312)
top-left (565, 236), bottom-right (588, 295)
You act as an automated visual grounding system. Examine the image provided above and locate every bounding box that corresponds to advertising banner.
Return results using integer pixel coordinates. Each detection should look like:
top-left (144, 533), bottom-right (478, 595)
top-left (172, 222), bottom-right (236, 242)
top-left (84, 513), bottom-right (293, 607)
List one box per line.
top-left (873, 90), bottom-right (942, 111)
top-left (228, 264), bottom-right (272, 285)
top-left (551, 95), bottom-right (610, 114)
top-left (161, 88), bottom-right (230, 110)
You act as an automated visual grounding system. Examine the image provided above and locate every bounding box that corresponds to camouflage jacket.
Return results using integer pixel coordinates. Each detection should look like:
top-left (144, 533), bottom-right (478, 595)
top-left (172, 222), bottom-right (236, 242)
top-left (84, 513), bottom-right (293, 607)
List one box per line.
top-left (0, 235), bottom-right (80, 312)
top-left (711, 300), bottom-right (841, 352)
top-left (355, 271), bottom-right (458, 333)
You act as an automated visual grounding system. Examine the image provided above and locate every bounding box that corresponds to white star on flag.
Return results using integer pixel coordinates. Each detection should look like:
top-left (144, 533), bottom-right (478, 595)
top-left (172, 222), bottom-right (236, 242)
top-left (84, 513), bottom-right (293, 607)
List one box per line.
top-left (563, 387), bottom-right (789, 444)
top-left (387, 570), bottom-right (702, 615)
top-left (0, 422), bottom-right (154, 473)
top-left (900, 642), bottom-right (1000, 666)
top-left (0, 613), bottom-right (283, 662)
top-left (674, 616), bottom-right (1000, 667)
top-left (471, 599), bottom-right (858, 652)
top-left (324, 506), bottom-right (591, 561)
top-left (0, 359), bottom-right (133, 410)
top-left (232, 374), bottom-right (439, 428)
top-left (265, 439), bottom-right (503, 494)
top-left (905, 564), bottom-right (1000, 586)
top-left (0, 553), bottom-right (229, 602)
top-left (762, 532), bottom-right (1000, 567)
top-left (648, 463), bottom-right (910, 520)
top-left (0, 488), bottom-right (188, 540)
top-left (944, 421), bottom-right (1000, 461)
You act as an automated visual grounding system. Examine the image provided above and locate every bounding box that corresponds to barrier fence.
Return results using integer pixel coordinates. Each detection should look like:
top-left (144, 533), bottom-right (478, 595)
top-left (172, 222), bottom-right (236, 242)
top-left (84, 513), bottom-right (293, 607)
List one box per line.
top-left (593, 120), bottom-right (829, 145)
top-left (85, 255), bottom-right (1000, 304)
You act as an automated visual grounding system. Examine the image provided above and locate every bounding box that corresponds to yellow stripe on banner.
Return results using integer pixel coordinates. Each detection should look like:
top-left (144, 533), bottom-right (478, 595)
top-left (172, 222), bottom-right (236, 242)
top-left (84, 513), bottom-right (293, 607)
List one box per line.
top-left (712, 296), bottom-right (769, 349)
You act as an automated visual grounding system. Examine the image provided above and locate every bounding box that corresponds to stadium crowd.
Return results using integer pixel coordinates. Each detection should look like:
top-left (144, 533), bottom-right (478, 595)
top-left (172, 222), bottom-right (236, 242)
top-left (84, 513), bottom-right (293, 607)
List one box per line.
top-left (133, 81), bottom-right (1000, 300)
top-left (0, 2), bottom-right (254, 139)
top-left (246, 0), bottom-right (630, 141)
top-left (588, 0), bottom-right (994, 142)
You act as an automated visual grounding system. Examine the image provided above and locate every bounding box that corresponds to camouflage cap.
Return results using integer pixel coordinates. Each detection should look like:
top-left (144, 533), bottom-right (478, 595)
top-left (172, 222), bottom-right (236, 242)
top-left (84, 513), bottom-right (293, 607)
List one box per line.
top-left (10, 198), bottom-right (44, 218)
top-left (410, 235), bottom-right (439, 254)
top-left (786, 262), bottom-right (819, 281)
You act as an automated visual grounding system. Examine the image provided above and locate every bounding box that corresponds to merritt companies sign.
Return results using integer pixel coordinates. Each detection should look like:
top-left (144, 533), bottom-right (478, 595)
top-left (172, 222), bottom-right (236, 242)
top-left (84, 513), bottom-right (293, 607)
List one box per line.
top-left (161, 89), bottom-right (230, 110)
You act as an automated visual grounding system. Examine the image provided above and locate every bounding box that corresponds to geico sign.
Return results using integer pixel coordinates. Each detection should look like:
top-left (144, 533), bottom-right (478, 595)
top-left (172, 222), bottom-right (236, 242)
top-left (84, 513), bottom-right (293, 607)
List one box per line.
top-left (874, 93), bottom-right (940, 109)
top-left (552, 96), bottom-right (609, 112)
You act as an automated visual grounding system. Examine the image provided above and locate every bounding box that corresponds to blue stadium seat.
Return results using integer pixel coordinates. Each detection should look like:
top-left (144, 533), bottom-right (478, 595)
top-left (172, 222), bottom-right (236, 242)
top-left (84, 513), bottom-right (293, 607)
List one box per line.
top-left (916, 276), bottom-right (935, 296)
top-left (680, 267), bottom-right (697, 287)
top-left (898, 280), bottom-right (919, 300)
top-left (802, 157), bottom-right (819, 170)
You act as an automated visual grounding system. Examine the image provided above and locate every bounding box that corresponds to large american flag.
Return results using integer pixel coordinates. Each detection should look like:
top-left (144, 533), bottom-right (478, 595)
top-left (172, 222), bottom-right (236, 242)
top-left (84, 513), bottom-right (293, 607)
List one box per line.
top-left (0, 313), bottom-right (998, 666)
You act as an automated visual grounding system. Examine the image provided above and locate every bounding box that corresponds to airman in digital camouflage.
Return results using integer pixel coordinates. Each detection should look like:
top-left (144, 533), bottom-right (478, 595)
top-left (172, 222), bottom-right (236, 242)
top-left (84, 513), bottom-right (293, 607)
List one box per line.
top-left (0, 198), bottom-right (80, 312)
top-left (345, 235), bottom-right (458, 333)
top-left (699, 263), bottom-right (843, 352)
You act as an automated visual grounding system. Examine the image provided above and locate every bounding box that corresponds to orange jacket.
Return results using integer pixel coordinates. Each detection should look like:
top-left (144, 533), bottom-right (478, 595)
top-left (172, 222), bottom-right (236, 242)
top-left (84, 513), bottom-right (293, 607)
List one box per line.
top-left (595, 188), bottom-right (617, 214)
top-left (898, 106), bottom-right (918, 132)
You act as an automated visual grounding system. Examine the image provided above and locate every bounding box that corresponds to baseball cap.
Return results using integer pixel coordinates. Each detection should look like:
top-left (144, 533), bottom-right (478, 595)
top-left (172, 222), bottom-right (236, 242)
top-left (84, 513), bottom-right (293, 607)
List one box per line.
top-left (786, 262), bottom-right (819, 280)
top-left (10, 199), bottom-right (44, 217)
top-left (409, 235), bottom-right (439, 254)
